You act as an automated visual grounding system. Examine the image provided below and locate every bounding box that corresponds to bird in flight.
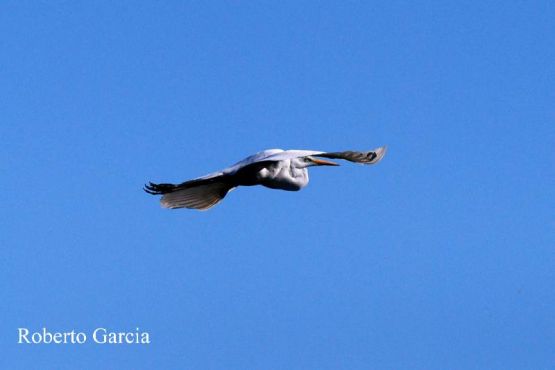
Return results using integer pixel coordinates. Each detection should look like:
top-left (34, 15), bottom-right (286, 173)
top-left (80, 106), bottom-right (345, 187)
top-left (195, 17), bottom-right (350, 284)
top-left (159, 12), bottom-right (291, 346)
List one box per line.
top-left (145, 146), bottom-right (387, 210)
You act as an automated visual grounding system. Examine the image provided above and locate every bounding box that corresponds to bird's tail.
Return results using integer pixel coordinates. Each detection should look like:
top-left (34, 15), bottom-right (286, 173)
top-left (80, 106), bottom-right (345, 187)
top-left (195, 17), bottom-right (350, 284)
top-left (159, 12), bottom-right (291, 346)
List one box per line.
top-left (144, 181), bottom-right (234, 210)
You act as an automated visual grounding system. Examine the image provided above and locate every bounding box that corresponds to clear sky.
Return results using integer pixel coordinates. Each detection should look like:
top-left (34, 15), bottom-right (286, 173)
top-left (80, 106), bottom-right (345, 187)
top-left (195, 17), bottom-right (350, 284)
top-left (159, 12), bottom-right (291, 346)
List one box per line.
top-left (1, 1), bottom-right (553, 369)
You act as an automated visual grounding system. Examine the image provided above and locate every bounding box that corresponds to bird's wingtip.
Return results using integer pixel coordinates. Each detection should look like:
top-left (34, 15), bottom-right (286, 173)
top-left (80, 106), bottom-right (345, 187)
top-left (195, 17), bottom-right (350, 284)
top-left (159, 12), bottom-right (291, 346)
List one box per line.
top-left (369, 145), bottom-right (387, 164)
top-left (143, 182), bottom-right (158, 194)
top-left (377, 144), bottom-right (387, 154)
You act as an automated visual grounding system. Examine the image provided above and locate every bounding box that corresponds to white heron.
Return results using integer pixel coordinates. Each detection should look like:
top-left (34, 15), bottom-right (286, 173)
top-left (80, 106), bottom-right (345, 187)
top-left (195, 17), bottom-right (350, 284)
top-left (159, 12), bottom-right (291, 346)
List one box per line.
top-left (145, 146), bottom-right (387, 210)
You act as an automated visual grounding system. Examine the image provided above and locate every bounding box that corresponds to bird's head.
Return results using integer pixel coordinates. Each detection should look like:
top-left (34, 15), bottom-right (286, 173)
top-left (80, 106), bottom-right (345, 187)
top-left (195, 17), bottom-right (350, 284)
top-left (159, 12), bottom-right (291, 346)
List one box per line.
top-left (296, 156), bottom-right (339, 168)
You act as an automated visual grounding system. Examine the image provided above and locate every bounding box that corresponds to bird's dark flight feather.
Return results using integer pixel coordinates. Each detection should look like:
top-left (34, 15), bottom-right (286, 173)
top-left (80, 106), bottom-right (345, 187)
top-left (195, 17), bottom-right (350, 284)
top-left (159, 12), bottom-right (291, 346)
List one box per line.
top-left (317, 149), bottom-right (385, 164)
top-left (144, 175), bottom-right (224, 195)
top-left (144, 176), bottom-right (234, 210)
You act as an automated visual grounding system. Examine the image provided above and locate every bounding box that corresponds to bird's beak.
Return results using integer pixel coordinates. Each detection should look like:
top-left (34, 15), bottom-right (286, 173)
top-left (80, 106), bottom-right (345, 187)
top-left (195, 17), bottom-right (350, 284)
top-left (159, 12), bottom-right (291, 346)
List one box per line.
top-left (311, 158), bottom-right (339, 166)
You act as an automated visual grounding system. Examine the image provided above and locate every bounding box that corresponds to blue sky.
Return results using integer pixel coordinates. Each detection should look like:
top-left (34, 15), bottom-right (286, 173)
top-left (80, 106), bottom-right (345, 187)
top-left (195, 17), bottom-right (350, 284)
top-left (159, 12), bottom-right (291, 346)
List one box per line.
top-left (1, 1), bottom-right (553, 369)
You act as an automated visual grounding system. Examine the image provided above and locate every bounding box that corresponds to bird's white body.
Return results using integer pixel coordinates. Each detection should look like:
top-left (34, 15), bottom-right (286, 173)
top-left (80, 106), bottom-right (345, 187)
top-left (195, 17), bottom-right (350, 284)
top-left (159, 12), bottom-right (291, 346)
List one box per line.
top-left (145, 146), bottom-right (387, 210)
top-left (251, 157), bottom-right (310, 191)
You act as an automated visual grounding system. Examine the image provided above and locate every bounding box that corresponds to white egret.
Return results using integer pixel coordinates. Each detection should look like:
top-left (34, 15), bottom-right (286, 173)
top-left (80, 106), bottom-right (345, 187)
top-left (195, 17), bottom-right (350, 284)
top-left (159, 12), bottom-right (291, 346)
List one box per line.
top-left (145, 146), bottom-right (387, 210)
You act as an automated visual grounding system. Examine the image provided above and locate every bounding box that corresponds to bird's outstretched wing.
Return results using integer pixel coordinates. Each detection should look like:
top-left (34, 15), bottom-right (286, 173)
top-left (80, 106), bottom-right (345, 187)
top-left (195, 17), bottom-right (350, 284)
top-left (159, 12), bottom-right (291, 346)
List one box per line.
top-left (144, 176), bottom-right (235, 210)
top-left (142, 150), bottom-right (285, 209)
top-left (316, 146), bottom-right (387, 165)
top-left (257, 146), bottom-right (387, 165)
